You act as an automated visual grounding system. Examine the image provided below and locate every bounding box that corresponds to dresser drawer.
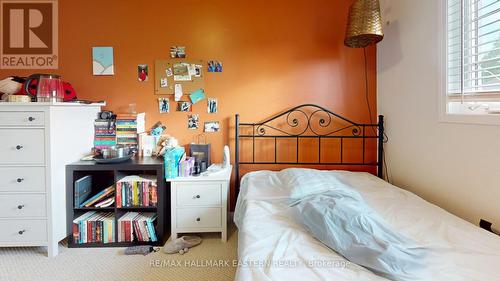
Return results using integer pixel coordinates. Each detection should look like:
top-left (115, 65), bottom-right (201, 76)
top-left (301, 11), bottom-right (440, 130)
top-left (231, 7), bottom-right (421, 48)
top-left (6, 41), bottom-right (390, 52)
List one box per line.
top-left (0, 219), bottom-right (47, 242)
top-left (0, 111), bottom-right (45, 127)
top-left (0, 129), bottom-right (45, 165)
top-left (0, 194), bottom-right (46, 218)
top-left (0, 167), bottom-right (45, 192)
top-left (176, 183), bottom-right (222, 206)
top-left (176, 207), bottom-right (222, 229)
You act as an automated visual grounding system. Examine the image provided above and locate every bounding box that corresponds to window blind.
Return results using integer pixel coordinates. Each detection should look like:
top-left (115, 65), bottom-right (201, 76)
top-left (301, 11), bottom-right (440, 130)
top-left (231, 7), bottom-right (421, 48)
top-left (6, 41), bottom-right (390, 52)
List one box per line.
top-left (448, 0), bottom-right (500, 99)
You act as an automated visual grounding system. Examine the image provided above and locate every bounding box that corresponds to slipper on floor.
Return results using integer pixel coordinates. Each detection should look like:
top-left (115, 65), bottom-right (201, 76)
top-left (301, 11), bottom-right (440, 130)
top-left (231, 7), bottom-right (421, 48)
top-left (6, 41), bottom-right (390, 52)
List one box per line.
top-left (163, 236), bottom-right (202, 254)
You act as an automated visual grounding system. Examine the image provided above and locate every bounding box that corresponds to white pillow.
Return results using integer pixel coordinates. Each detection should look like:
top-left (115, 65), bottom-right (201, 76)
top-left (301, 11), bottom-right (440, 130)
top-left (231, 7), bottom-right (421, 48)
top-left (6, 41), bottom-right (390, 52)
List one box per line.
top-left (277, 168), bottom-right (347, 200)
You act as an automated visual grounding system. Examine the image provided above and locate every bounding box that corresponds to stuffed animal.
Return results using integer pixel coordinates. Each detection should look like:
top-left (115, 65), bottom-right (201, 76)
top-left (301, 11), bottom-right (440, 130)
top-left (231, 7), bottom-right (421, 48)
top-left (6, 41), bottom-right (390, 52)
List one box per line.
top-left (154, 133), bottom-right (172, 157)
top-left (0, 76), bottom-right (25, 101)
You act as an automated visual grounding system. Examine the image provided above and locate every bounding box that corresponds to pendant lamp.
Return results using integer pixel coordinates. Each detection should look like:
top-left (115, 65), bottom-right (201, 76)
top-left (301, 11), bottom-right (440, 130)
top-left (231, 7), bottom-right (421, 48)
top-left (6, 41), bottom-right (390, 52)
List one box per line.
top-left (344, 0), bottom-right (384, 48)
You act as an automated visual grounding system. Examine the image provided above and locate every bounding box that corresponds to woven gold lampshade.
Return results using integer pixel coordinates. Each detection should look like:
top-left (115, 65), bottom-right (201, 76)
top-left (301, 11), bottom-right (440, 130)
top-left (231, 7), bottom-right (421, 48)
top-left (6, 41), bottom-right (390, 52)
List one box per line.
top-left (344, 0), bottom-right (384, 48)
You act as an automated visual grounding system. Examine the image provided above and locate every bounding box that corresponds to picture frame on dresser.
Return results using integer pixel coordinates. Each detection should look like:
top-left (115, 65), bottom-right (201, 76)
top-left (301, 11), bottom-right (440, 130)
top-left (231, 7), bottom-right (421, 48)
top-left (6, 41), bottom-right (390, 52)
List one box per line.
top-left (0, 102), bottom-right (102, 257)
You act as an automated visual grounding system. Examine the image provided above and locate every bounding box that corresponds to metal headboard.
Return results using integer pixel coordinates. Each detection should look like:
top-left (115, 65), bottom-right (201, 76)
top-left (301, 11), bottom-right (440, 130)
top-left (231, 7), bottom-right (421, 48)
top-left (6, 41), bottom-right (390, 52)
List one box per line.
top-left (234, 104), bottom-right (384, 195)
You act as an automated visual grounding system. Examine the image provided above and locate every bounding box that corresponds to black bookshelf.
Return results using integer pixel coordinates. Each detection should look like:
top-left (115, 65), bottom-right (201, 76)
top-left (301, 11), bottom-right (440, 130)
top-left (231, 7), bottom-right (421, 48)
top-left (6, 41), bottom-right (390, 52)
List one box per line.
top-left (66, 156), bottom-right (169, 248)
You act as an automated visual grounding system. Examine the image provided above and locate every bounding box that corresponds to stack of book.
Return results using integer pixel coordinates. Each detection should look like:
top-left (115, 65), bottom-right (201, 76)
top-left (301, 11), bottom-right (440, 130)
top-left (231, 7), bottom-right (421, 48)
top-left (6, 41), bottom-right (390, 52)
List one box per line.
top-left (72, 212), bottom-right (115, 244)
top-left (94, 119), bottom-right (116, 149)
top-left (116, 114), bottom-right (139, 147)
top-left (79, 185), bottom-right (115, 208)
top-left (116, 175), bottom-right (157, 207)
top-left (118, 212), bottom-right (157, 242)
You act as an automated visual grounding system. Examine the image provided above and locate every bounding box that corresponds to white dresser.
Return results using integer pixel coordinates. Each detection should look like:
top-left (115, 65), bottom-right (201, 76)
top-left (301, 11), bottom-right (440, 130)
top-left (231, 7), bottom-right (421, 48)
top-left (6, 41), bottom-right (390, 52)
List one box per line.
top-left (168, 166), bottom-right (232, 242)
top-left (0, 102), bottom-right (101, 257)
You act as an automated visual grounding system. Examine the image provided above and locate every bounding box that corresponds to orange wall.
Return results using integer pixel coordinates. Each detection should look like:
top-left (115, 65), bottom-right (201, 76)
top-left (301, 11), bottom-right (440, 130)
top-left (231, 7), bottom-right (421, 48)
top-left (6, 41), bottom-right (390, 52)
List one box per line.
top-left (1, 0), bottom-right (376, 204)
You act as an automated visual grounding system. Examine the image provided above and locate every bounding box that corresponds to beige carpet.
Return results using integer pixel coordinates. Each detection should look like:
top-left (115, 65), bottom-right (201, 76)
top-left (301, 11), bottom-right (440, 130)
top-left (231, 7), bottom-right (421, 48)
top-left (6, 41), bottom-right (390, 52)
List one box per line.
top-left (0, 223), bottom-right (238, 281)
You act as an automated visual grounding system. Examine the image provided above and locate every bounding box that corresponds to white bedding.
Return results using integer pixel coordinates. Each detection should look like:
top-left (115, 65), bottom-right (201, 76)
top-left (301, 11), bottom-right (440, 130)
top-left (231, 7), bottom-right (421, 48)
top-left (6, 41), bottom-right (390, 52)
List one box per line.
top-left (234, 169), bottom-right (500, 281)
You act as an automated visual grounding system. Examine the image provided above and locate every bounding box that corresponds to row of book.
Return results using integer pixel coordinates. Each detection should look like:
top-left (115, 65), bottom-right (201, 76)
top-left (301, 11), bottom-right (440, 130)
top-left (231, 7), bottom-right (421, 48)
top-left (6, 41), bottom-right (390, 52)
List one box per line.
top-left (116, 175), bottom-right (158, 207)
top-left (118, 212), bottom-right (158, 242)
top-left (116, 114), bottom-right (140, 147)
top-left (94, 119), bottom-right (116, 149)
top-left (79, 184), bottom-right (115, 208)
top-left (72, 212), bottom-right (115, 244)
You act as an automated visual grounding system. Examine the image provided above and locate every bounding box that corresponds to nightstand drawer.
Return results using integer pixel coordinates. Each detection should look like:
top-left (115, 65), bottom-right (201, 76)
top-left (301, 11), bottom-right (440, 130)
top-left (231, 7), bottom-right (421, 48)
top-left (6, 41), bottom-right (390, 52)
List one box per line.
top-left (0, 111), bottom-right (45, 127)
top-left (176, 207), bottom-right (222, 228)
top-left (0, 194), bottom-right (46, 218)
top-left (0, 129), bottom-right (45, 165)
top-left (0, 219), bottom-right (47, 242)
top-left (0, 167), bottom-right (45, 192)
top-left (176, 183), bottom-right (222, 206)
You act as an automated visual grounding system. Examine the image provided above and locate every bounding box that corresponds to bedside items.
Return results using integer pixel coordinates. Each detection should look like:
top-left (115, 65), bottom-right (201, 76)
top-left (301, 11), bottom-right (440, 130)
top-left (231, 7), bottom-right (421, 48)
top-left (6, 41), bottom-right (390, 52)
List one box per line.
top-left (168, 166), bottom-right (232, 242)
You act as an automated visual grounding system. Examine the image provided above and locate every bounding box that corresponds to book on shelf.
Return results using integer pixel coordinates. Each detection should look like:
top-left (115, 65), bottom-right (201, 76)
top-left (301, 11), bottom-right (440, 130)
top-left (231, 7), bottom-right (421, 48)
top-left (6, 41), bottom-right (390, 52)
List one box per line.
top-left (118, 212), bottom-right (157, 243)
top-left (72, 212), bottom-right (115, 244)
top-left (80, 185), bottom-right (115, 208)
top-left (116, 175), bottom-right (157, 208)
top-left (94, 119), bottom-right (116, 149)
top-left (74, 175), bottom-right (92, 208)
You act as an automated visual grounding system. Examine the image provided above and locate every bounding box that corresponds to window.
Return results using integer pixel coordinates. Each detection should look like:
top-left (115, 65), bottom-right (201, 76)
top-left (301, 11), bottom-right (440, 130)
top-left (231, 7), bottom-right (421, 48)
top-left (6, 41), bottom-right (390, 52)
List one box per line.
top-left (447, 0), bottom-right (500, 114)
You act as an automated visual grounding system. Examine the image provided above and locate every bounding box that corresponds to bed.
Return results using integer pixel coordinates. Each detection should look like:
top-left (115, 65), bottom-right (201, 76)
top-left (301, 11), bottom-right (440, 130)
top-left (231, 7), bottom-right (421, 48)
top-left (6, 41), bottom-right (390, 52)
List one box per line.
top-left (233, 105), bottom-right (500, 281)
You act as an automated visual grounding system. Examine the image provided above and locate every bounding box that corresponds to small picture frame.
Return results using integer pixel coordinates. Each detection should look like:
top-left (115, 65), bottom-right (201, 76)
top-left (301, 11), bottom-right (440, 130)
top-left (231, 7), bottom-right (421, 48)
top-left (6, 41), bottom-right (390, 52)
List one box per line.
top-left (207, 98), bottom-right (218, 113)
top-left (188, 114), bottom-right (199, 129)
top-left (204, 121), bottom-right (220, 133)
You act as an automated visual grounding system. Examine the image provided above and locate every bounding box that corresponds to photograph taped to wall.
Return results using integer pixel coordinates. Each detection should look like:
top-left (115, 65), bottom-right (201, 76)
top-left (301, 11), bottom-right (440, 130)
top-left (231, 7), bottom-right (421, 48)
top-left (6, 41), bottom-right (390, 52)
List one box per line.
top-left (177, 101), bottom-right (192, 112)
top-left (207, 98), bottom-right (217, 113)
top-left (170, 46), bottom-right (186, 58)
top-left (158, 97), bottom-right (169, 113)
top-left (188, 114), bottom-right (199, 129)
top-left (208, 60), bottom-right (222, 72)
top-left (204, 121), bottom-right (220, 133)
top-left (138, 64), bottom-right (148, 82)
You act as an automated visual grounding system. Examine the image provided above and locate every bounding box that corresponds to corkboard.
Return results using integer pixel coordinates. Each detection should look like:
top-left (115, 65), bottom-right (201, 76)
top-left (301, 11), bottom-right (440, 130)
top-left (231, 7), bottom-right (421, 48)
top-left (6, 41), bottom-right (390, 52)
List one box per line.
top-left (154, 59), bottom-right (205, 95)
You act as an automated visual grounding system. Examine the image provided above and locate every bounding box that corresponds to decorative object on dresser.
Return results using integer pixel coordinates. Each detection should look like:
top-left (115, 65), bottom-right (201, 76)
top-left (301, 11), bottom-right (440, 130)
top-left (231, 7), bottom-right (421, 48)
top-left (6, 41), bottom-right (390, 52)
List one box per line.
top-left (168, 165), bottom-right (232, 242)
top-left (66, 157), bottom-right (169, 248)
top-left (0, 102), bottom-right (102, 257)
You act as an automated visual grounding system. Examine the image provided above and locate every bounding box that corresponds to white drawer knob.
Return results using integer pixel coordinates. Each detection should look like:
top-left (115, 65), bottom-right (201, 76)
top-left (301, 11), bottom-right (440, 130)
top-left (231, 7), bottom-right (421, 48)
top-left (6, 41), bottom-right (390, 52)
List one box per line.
top-left (17, 178), bottom-right (24, 183)
top-left (18, 230), bottom-right (25, 235)
top-left (17, 204), bottom-right (25, 209)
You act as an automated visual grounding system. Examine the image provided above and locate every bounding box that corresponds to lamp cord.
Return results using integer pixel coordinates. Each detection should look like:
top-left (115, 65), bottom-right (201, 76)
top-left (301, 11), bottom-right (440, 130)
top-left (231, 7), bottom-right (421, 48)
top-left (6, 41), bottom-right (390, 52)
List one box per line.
top-left (364, 47), bottom-right (391, 183)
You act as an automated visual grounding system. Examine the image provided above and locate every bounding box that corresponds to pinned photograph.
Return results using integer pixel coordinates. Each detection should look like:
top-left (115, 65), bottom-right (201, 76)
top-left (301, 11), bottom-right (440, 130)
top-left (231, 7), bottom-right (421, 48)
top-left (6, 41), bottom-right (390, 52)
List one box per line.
top-left (166, 68), bottom-right (173, 77)
top-left (158, 98), bottom-right (169, 113)
top-left (204, 121), bottom-right (220, 133)
top-left (174, 83), bottom-right (183, 101)
top-left (173, 62), bottom-right (192, 81)
top-left (195, 65), bottom-right (203, 77)
top-left (208, 61), bottom-right (223, 72)
top-left (188, 114), bottom-right (199, 129)
top-left (207, 98), bottom-right (218, 113)
top-left (170, 46), bottom-right (186, 58)
top-left (138, 64), bottom-right (148, 82)
top-left (177, 101), bottom-right (192, 112)
top-left (160, 77), bottom-right (168, 88)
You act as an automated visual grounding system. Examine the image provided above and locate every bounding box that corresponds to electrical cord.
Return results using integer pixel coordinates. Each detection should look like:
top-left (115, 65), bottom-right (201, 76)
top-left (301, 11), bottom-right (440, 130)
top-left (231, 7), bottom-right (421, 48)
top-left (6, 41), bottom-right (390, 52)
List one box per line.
top-left (363, 47), bottom-right (391, 183)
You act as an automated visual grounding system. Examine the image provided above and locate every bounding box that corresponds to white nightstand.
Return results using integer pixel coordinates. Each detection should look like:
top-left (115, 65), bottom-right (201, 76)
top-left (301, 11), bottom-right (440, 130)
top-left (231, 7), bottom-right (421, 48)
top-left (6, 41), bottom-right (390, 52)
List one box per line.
top-left (167, 166), bottom-right (232, 242)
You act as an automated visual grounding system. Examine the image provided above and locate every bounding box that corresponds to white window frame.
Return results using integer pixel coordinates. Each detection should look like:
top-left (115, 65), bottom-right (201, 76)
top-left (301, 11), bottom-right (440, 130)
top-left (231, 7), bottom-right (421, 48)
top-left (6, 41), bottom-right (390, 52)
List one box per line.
top-left (439, 0), bottom-right (500, 125)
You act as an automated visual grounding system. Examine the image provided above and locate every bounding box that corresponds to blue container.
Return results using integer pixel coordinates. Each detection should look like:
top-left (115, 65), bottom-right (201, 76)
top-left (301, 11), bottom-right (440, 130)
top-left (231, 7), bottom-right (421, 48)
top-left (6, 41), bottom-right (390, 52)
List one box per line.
top-left (164, 147), bottom-right (185, 179)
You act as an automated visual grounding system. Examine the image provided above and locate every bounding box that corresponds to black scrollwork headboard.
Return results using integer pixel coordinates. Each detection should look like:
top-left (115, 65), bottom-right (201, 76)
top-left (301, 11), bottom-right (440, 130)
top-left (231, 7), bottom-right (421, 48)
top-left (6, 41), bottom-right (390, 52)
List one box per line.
top-left (234, 104), bottom-right (384, 195)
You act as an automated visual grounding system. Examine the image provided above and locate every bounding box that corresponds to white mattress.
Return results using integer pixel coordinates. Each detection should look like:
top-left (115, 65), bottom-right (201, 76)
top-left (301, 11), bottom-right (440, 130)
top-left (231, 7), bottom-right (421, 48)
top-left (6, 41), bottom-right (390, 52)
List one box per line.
top-left (233, 170), bottom-right (500, 281)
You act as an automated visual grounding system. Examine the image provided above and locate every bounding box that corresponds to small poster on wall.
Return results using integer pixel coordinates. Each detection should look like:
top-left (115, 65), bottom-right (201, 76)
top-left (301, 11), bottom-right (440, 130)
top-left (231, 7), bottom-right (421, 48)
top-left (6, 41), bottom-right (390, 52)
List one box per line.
top-left (92, 47), bottom-right (114, 75)
top-left (204, 121), bottom-right (220, 133)
top-left (208, 60), bottom-right (222, 72)
top-left (170, 46), bottom-right (186, 58)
